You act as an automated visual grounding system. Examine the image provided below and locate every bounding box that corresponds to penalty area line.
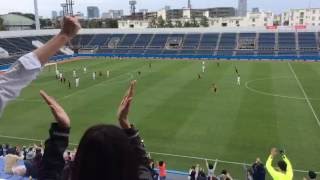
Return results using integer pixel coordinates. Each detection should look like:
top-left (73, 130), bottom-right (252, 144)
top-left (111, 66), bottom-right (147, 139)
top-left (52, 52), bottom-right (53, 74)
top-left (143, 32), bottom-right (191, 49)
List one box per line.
top-left (288, 62), bottom-right (320, 129)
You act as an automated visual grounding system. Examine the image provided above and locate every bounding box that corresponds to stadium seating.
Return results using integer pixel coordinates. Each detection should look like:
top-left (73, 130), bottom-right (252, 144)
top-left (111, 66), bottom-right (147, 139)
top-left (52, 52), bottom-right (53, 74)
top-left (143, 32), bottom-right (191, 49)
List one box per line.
top-left (258, 33), bottom-right (276, 50)
top-left (182, 34), bottom-right (201, 49)
top-left (278, 32), bottom-right (296, 50)
top-left (118, 34), bottom-right (139, 48)
top-left (199, 33), bottom-right (219, 50)
top-left (133, 34), bottom-right (154, 48)
top-left (0, 31), bottom-right (319, 65)
top-left (298, 32), bottom-right (317, 50)
top-left (218, 33), bottom-right (237, 50)
top-left (149, 34), bottom-right (169, 48)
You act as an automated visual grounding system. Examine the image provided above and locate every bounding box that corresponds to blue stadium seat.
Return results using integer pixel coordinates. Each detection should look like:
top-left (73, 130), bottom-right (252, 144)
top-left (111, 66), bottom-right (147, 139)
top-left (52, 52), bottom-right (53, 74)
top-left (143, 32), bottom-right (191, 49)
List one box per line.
top-left (218, 33), bottom-right (237, 50)
top-left (133, 34), bottom-right (153, 48)
top-left (298, 32), bottom-right (317, 50)
top-left (182, 34), bottom-right (201, 49)
top-left (118, 34), bottom-right (139, 48)
top-left (278, 32), bottom-right (296, 50)
top-left (149, 34), bottom-right (169, 48)
top-left (258, 33), bottom-right (275, 50)
top-left (199, 33), bottom-right (219, 50)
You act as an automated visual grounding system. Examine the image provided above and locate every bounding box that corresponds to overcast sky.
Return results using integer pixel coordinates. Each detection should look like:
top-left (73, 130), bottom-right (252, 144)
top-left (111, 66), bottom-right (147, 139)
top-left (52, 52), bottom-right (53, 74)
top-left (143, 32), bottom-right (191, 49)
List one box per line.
top-left (0, 0), bottom-right (320, 18)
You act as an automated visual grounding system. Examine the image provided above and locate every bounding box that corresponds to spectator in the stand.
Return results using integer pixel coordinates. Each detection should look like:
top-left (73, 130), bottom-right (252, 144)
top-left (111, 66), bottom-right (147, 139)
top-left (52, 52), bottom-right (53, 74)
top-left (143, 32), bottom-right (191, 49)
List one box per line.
top-left (38, 80), bottom-right (154, 180)
top-left (26, 147), bottom-right (36, 161)
top-left (2, 144), bottom-right (9, 156)
top-left (4, 148), bottom-right (24, 174)
top-left (149, 159), bottom-right (159, 180)
top-left (158, 161), bottom-right (167, 180)
top-left (266, 148), bottom-right (293, 180)
top-left (22, 146), bottom-right (27, 160)
top-left (24, 147), bottom-right (43, 178)
top-left (303, 171), bottom-right (317, 180)
top-left (251, 158), bottom-right (266, 180)
top-left (205, 160), bottom-right (216, 180)
top-left (217, 169), bottom-right (233, 180)
top-left (189, 166), bottom-right (196, 180)
top-left (197, 168), bottom-right (207, 180)
top-left (0, 144), bottom-right (4, 156)
top-left (0, 16), bottom-right (80, 117)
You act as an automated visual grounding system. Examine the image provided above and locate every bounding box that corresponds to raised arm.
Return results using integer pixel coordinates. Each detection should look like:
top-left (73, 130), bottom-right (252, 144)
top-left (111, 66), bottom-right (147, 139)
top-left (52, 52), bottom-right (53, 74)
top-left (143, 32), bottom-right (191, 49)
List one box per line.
top-left (117, 80), bottom-right (153, 179)
top-left (34, 16), bottom-right (80, 64)
top-left (38, 90), bottom-right (71, 180)
top-left (282, 155), bottom-right (293, 179)
top-left (0, 16), bottom-right (80, 116)
top-left (266, 148), bottom-right (280, 179)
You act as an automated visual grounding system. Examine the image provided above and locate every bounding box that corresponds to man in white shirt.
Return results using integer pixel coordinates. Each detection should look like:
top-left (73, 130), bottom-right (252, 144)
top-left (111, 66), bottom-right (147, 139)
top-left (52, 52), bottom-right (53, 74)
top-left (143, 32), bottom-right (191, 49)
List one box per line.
top-left (73, 70), bottom-right (77, 78)
top-left (92, 72), bottom-right (96, 80)
top-left (83, 67), bottom-right (87, 73)
top-left (202, 61), bottom-right (206, 73)
top-left (237, 75), bottom-right (241, 86)
top-left (107, 70), bottom-right (110, 78)
top-left (75, 77), bottom-right (80, 88)
top-left (0, 16), bottom-right (81, 117)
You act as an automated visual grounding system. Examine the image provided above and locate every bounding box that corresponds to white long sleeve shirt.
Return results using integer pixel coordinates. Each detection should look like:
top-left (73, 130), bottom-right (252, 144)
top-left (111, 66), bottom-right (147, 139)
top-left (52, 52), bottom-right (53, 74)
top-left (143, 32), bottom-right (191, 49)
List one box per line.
top-left (0, 52), bottom-right (42, 116)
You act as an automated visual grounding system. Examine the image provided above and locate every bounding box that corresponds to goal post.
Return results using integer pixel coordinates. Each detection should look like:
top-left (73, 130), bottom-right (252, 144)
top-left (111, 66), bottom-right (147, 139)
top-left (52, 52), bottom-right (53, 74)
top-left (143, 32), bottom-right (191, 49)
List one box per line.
top-left (45, 62), bottom-right (58, 72)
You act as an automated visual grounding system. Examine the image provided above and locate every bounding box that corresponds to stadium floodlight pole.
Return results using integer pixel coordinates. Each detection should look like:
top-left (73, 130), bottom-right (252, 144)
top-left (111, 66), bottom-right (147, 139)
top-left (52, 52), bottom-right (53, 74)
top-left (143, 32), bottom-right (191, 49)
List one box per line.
top-left (34, 0), bottom-right (41, 30)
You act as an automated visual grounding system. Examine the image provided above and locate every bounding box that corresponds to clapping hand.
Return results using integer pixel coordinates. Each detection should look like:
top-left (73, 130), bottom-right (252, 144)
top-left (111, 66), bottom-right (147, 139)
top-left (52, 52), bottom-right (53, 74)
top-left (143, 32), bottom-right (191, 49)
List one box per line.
top-left (40, 90), bottom-right (70, 128)
top-left (117, 80), bottom-right (137, 129)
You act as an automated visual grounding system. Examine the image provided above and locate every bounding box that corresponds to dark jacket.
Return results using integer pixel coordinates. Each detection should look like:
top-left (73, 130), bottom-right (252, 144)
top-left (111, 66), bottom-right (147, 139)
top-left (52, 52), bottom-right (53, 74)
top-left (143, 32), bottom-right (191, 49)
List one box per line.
top-left (252, 162), bottom-right (266, 180)
top-left (38, 123), bottom-right (153, 180)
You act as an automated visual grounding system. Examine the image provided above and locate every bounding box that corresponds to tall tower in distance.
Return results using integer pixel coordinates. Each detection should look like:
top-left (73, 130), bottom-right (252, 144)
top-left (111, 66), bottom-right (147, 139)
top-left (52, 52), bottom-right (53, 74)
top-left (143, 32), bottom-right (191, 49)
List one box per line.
top-left (34, 0), bottom-right (40, 30)
top-left (129, 0), bottom-right (137, 15)
top-left (237, 0), bottom-right (247, 17)
top-left (187, 0), bottom-right (192, 9)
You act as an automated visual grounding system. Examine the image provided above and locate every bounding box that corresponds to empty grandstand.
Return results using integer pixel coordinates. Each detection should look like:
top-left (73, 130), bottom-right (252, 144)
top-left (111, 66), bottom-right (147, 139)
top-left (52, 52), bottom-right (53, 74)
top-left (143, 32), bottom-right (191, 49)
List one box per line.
top-left (0, 27), bottom-right (319, 67)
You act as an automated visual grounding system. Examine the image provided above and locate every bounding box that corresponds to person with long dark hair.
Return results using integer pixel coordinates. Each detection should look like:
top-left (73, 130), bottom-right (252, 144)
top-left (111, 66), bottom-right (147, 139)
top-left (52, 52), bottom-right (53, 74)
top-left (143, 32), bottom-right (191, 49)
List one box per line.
top-left (38, 80), bottom-right (153, 180)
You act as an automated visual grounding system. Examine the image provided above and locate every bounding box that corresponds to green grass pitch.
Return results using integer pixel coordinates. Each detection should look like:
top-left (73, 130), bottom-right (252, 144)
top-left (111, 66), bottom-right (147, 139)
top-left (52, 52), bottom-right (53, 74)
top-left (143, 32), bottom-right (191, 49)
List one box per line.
top-left (1, 58), bottom-right (320, 179)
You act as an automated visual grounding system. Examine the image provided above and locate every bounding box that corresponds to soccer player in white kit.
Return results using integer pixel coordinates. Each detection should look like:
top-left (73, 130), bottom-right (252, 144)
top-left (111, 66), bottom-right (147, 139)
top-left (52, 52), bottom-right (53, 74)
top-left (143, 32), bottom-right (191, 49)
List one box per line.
top-left (56, 69), bottom-right (60, 77)
top-left (75, 77), bottom-right (80, 88)
top-left (92, 72), bottom-right (96, 80)
top-left (237, 75), bottom-right (241, 85)
top-left (107, 70), bottom-right (110, 78)
top-left (83, 67), bottom-right (87, 73)
top-left (59, 73), bottom-right (63, 79)
top-left (73, 70), bottom-right (77, 78)
top-left (202, 61), bottom-right (206, 73)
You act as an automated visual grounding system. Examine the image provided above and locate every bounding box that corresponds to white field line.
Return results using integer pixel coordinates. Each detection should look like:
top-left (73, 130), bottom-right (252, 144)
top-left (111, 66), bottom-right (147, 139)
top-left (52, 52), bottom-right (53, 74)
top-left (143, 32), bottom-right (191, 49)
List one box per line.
top-left (0, 134), bottom-right (317, 173)
top-left (245, 76), bottom-right (320, 101)
top-left (288, 62), bottom-right (320, 128)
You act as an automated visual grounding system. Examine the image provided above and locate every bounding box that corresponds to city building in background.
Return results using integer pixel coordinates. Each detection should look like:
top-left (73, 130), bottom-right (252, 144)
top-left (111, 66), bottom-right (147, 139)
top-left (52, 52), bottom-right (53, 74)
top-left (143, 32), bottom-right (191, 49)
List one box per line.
top-left (281, 8), bottom-right (320, 26)
top-left (87, 6), bottom-right (100, 19)
top-left (51, 11), bottom-right (58, 19)
top-left (237, 0), bottom-right (247, 17)
top-left (75, 11), bottom-right (85, 19)
top-left (102, 10), bottom-right (124, 19)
